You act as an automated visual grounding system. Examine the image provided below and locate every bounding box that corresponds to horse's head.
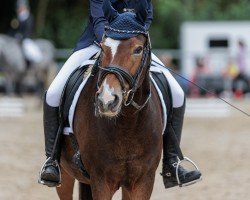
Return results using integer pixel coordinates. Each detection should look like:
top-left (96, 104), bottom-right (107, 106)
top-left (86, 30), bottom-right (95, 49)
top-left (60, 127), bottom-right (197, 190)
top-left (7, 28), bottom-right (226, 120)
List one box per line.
top-left (95, 0), bottom-right (151, 118)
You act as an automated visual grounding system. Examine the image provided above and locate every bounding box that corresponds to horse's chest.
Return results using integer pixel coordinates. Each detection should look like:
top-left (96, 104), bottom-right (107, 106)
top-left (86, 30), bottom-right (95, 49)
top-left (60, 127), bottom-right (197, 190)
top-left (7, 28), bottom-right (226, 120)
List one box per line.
top-left (94, 138), bottom-right (160, 182)
top-left (94, 131), bottom-right (160, 166)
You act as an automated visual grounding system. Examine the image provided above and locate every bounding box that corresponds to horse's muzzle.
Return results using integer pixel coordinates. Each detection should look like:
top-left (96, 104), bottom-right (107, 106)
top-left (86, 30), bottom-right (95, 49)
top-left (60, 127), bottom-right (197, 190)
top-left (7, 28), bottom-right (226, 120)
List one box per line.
top-left (95, 91), bottom-right (120, 117)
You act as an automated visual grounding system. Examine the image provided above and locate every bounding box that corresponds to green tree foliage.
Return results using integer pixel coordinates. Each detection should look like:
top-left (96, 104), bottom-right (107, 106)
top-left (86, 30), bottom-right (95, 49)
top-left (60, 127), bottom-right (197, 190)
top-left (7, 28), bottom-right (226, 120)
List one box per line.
top-left (41, 0), bottom-right (88, 48)
top-left (151, 0), bottom-right (188, 48)
top-left (1, 0), bottom-right (250, 49)
top-left (151, 0), bottom-right (250, 48)
top-left (0, 0), bottom-right (17, 33)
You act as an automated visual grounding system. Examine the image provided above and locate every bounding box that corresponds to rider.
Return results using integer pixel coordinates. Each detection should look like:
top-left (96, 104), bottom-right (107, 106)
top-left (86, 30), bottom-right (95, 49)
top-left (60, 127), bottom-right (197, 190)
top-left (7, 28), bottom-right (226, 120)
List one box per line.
top-left (39, 0), bottom-right (202, 188)
top-left (10, 0), bottom-right (42, 65)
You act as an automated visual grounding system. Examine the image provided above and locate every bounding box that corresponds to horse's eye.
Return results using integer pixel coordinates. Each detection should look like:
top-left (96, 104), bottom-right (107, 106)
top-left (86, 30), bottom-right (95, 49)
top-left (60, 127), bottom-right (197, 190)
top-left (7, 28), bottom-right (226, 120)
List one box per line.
top-left (133, 46), bottom-right (143, 55)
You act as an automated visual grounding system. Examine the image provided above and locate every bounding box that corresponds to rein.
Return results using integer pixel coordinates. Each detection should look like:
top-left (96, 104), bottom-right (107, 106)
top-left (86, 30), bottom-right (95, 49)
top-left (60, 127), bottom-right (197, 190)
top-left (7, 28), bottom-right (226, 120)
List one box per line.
top-left (94, 34), bottom-right (152, 111)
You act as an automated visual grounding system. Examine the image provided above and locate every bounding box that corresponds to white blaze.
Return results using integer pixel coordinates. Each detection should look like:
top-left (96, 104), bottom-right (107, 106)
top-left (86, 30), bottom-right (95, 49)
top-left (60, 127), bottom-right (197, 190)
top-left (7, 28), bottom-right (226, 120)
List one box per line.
top-left (104, 38), bottom-right (121, 60)
top-left (100, 79), bottom-right (115, 105)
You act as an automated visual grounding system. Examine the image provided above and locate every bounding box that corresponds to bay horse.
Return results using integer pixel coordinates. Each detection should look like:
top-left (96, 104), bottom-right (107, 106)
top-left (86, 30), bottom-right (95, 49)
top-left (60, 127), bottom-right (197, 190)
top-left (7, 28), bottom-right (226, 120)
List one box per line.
top-left (56, 12), bottom-right (164, 200)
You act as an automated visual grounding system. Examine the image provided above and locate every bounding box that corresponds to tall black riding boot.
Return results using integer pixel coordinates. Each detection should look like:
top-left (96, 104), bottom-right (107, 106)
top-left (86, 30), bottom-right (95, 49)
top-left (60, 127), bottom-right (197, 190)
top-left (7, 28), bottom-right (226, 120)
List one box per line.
top-left (162, 101), bottom-right (202, 188)
top-left (38, 96), bottom-right (61, 187)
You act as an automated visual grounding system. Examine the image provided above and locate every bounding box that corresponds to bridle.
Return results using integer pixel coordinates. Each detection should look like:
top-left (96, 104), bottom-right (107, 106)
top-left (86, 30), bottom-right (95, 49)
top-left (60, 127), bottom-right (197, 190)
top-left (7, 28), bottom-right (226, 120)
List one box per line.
top-left (92, 34), bottom-right (152, 111)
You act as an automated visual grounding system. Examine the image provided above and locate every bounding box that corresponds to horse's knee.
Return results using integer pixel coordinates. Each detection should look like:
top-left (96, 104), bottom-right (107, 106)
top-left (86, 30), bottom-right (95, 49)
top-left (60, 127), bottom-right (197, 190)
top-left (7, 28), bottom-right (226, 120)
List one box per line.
top-left (122, 174), bottom-right (155, 200)
top-left (79, 183), bottom-right (92, 200)
top-left (90, 180), bottom-right (116, 200)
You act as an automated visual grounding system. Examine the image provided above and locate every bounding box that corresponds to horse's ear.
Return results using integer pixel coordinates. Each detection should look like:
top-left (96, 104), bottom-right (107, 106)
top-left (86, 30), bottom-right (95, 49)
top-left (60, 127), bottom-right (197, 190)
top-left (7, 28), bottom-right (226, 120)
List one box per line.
top-left (135, 0), bottom-right (148, 24)
top-left (103, 0), bottom-right (119, 22)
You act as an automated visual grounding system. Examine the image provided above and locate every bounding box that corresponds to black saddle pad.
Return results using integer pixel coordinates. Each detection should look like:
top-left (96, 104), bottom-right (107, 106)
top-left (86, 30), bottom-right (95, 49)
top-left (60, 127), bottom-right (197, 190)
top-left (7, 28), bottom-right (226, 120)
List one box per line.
top-left (59, 66), bottom-right (89, 127)
top-left (151, 71), bottom-right (172, 117)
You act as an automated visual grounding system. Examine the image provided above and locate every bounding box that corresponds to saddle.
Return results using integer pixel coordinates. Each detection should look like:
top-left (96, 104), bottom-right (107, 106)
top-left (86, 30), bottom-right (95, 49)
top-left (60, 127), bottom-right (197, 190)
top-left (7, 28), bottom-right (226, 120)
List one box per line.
top-left (60, 67), bottom-right (88, 127)
top-left (151, 71), bottom-right (172, 119)
top-left (59, 60), bottom-right (95, 134)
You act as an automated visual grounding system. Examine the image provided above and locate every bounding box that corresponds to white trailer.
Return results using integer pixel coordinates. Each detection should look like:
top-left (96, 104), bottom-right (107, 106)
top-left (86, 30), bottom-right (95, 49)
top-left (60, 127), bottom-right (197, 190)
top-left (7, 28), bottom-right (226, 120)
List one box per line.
top-left (180, 21), bottom-right (250, 79)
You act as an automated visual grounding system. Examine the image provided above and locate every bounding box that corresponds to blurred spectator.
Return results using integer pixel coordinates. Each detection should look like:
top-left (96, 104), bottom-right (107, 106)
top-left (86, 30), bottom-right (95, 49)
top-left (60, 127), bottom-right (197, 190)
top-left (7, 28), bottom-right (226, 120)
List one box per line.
top-left (159, 54), bottom-right (175, 69)
top-left (236, 40), bottom-right (247, 74)
top-left (191, 57), bottom-right (210, 81)
top-left (223, 58), bottom-right (239, 79)
top-left (189, 57), bottom-right (210, 96)
top-left (10, 0), bottom-right (33, 40)
top-left (159, 54), bottom-right (188, 92)
top-left (232, 39), bottom-right (250, 95)
top-left (9, 0), bottom-right (42, 65)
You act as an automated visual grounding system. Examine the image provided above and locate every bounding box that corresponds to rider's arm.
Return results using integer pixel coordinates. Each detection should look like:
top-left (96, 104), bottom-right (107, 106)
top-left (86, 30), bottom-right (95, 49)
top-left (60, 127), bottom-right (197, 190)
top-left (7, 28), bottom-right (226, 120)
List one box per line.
top-left (145, 0), bottom-right (153, 31)
top-left (90, 0), bottom-right (107, 42)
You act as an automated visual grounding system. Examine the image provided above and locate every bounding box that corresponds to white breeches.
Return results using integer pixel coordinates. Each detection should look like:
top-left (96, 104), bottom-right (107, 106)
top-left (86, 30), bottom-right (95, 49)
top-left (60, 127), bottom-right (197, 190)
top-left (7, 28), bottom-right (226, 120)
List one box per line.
top-left (46, 44), bottom-right (100, 107)
top-left (46, 45), bottom-right (185, 108)
top-left (22, 38), bottom-right (43, 64)
top-left (151, 53), bottom-right (185, 108)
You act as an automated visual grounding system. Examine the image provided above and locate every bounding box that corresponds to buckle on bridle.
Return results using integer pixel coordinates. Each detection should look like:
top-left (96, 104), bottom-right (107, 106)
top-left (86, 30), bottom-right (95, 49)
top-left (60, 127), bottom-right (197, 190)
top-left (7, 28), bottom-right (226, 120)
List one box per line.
top-left (124, 90), bottom-right (134, 106)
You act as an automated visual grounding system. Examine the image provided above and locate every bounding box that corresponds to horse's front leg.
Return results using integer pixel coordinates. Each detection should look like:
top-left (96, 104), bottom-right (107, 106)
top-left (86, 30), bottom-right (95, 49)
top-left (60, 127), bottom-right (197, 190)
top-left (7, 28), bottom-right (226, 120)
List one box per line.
top-left (90, 177), bottom-right (118, 200)
top-left (5, 72), bottom-right (15, 95)
top-left (122, 171), bottom-right (156, 200)
top-left (56, 167), bottom-right (75, 200)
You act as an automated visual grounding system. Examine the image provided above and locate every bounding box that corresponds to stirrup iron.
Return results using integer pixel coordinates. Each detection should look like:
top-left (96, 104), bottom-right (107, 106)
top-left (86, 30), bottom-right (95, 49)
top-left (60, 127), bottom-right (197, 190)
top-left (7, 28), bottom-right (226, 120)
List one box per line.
top-left (38, 157), bottom-right (62, 187)
top-left (176, 156), bottom-right (202, 187)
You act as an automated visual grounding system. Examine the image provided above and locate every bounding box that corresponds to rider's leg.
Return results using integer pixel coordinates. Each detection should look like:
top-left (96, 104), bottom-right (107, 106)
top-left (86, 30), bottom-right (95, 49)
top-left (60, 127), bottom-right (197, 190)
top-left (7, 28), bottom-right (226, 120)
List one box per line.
top-left (39, 44), bottom-right (99, 187)
top-left (151, 54), bottom-right (201, 188)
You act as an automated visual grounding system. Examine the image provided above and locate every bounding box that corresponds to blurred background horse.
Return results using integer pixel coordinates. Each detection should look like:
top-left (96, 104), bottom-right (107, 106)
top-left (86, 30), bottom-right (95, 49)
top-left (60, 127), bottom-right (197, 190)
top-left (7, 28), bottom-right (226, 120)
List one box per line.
top-left (0, 34), bottom-right (56, 96)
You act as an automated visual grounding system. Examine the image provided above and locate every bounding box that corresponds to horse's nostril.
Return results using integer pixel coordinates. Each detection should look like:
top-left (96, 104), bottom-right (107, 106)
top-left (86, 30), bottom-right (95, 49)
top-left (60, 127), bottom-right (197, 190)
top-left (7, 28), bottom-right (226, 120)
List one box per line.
top-left (109, 94), bottom-right (119, 110)
top-left (96, 91), bottom-right (120, 113)
top-left (97, 95), bottom-right (103, 108)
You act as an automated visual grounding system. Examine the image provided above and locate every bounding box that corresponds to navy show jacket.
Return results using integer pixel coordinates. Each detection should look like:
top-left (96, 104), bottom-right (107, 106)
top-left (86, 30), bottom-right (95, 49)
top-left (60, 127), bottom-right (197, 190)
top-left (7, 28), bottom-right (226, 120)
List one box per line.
top-left (74, 0), bottom-right (153, 51)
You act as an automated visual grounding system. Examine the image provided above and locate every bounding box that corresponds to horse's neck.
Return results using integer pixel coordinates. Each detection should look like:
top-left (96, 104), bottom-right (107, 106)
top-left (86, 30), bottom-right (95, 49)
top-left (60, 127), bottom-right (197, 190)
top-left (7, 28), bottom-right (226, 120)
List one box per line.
top-left (132, 72), bottom-right (151, 108)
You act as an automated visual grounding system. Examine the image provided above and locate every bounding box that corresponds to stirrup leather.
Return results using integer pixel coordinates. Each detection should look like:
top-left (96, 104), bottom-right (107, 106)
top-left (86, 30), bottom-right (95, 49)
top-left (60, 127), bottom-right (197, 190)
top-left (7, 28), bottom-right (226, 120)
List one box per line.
top-left (176, 156), bottom-right (202, 187)
top-left (38, 157), bottom-right (62, 187)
